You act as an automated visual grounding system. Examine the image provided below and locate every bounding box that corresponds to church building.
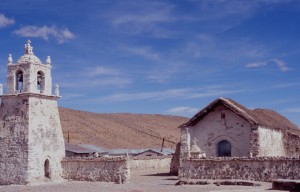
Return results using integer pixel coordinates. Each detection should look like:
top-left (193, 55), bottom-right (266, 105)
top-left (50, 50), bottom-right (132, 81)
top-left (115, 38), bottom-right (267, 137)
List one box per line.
top-left (0, 40), bottom-right (65, 184)
top-left (180, 98), bottom-right (300, 159)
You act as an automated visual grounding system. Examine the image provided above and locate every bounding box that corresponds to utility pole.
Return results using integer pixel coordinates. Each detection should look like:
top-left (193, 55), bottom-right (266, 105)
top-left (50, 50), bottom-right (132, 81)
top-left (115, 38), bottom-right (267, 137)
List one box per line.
top-left (63, 131), bottom-right (70, 143)
top-left (161, 137), bottom-right (165, 152)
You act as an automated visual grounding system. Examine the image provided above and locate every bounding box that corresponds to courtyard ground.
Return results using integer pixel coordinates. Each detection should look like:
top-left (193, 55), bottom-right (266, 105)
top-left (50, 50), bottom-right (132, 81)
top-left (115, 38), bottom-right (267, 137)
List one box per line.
top-left (0, 169), bottom-right (288, 192)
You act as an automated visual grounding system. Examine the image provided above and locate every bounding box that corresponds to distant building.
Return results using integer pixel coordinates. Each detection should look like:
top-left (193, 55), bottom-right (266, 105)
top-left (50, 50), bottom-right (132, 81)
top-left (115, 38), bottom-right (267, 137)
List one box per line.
top-left (65, 143), bottom-right (107, 157)
top-left (135, 149), bottom-right (174, 157)
top-left (78, 144), bottom-right (107, 154)
top-left (0, 40), bottom-right (65, 185)
top-left (180, 98), bottom-right (300, 159)
top-left (64, 144), bottom-right (175, 157)
top-left (65, 143), bottom-right (94, 157)
top-left (106, 148), bottom-right (174, 157)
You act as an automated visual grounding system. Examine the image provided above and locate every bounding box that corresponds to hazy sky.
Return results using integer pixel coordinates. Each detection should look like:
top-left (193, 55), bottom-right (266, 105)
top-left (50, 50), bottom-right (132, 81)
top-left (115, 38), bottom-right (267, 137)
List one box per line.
top-left (0, 0), bottom-right (300, 126)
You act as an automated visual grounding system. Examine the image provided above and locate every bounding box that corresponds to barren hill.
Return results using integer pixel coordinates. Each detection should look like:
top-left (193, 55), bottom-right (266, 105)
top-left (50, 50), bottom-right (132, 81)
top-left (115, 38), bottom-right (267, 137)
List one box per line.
top-left (59, 108), bottom-right (188, 149)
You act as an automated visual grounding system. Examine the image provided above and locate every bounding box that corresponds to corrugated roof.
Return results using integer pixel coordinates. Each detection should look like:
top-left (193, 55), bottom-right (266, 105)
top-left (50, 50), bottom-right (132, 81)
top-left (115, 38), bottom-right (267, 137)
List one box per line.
top-left (106, 148), bottom-right (174, 156)
top-left (159, 148), bottom-right (175, 155)
top-left (145, 148), bottom-right (175, 155)
top-left (65, 143), bottom-right (94, 154)
top-left (65, 143), bottom-right (175, 156)
top-left (180, 98), bottom-right (300, 136)
top-left (78, 144), bottom-right (107, 153)
top-left (107, 149), bottom-right (146, 155)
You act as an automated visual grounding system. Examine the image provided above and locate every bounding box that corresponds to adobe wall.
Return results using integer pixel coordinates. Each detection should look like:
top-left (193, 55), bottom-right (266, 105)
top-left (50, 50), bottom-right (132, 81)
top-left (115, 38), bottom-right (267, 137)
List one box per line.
top-left (188, 105), bottom-right (252, 157)
top-left (257, 126), bottom-right (285, 156)
top-left (130, 156), bottom-right (172, 171)
top-left (62, 157), bottom-right (130, 183)
top-left (179, 157), bottom-right (300, 182)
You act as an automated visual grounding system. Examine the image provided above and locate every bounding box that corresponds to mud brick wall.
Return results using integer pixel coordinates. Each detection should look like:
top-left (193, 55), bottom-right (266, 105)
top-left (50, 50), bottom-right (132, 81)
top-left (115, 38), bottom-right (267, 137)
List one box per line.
top-left (62, 157), bottom-right (130, 184)
top-left (130, 156), bottom-right (172, 171)
top-left (179, 157), bottom-right (300, 182)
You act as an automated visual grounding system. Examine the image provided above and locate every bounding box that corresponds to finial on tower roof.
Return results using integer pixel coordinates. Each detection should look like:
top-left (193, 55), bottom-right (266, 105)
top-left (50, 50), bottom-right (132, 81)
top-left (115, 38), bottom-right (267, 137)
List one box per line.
top-left (0, 83), bottom-right (2, 95)
top-left (24, 40), bottom-right (34, 55)
top-left (55, 83), bottom-right (60, 96)
top-left (8, 54), bottom-right (13, 64)
top-left (46, 56), bottom-right (51, 65)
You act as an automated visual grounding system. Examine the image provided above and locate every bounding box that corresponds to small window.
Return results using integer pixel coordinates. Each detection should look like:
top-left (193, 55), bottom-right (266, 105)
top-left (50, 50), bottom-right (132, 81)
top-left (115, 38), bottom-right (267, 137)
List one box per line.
top-left (221, 113), bottom-right (225, 119)
top-left (218, 140), bottom-right (231, 157)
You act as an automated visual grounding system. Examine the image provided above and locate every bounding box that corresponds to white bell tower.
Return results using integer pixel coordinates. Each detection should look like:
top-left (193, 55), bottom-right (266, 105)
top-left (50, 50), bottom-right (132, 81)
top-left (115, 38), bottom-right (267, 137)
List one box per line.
top-left (0, 40), bottom-right (65, 184)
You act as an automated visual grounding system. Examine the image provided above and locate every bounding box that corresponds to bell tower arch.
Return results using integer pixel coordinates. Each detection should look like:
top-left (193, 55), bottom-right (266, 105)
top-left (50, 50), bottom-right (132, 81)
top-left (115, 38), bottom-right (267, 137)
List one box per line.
top-left (7, 40), bottom-right (53, 95)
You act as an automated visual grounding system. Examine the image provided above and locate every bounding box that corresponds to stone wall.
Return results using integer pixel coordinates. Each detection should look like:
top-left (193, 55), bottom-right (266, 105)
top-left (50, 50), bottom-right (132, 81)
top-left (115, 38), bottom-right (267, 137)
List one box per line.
top-left (0, 95), bottom-right (29, 185)
top-left (62, 157), bottom-right (130, 183)
top-left (283, 132), bottom-right (300, 158)
top-left (130, 156), bottom-right (172, 171)
top-left (179, 157), bottom-right (300, 182)
top-left (180, 127), bottom-right (190, 159)
top-left (170, 142), bottom-right (180, 175)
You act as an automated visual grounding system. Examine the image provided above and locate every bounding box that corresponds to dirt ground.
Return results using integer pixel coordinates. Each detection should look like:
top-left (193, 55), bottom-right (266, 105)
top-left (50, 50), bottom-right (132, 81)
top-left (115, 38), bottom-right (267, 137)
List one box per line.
top-left (0, 169), bottom-right (288, 192)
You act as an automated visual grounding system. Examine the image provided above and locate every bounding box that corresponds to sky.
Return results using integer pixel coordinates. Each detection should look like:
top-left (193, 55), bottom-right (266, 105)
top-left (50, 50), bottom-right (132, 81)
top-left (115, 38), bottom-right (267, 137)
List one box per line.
top-left (0, 0), bottom-right (300, 126)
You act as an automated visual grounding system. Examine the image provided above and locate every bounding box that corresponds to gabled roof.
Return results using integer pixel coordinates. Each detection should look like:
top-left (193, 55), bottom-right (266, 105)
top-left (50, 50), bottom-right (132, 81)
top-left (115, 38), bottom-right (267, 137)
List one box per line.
top-left (180, 98), bottom-right (300, 136)
top-left (135, 148), bottom-right (175, 156)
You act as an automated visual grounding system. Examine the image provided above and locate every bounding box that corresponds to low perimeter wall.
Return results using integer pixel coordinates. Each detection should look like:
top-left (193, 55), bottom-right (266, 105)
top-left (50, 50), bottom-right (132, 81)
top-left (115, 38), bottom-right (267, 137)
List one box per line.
top-left (130, 156), bottom-right (172, 171)
top-left (62, 157), bottom-right (130, 184)
top-left (179, 157), bottom-right (300, 182)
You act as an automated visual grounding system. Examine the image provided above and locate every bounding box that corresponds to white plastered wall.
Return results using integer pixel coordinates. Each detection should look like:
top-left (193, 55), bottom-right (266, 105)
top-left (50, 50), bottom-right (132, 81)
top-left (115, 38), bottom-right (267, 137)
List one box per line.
top-left (189, 105), bottom-right (252, 157)
top-left (27, 96), bottom-right (65, 182)
top-left (257, 126), bottom-right (285, 157)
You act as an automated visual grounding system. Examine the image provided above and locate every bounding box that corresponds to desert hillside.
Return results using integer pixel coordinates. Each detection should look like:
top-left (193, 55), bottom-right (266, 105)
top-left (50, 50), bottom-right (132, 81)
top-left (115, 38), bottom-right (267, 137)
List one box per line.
top-left (59, 108), bottom-right (188, 149)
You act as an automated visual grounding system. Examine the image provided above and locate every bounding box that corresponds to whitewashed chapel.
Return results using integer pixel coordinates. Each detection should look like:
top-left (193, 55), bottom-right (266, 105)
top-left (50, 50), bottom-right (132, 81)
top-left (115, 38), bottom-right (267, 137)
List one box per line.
top-left (180, 97), bottom-right (300, 159)
top-left (0, 40), bottom-right (65, 184)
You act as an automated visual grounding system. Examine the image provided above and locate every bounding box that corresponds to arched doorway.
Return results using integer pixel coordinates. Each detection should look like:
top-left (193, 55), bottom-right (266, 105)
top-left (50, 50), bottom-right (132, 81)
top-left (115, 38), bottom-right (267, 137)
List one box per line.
top-left (217, 140), bottom-right (231, 157)
top-left (44, 159), bottom-right (51, 178)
